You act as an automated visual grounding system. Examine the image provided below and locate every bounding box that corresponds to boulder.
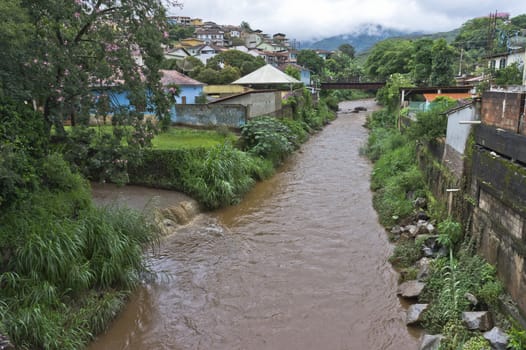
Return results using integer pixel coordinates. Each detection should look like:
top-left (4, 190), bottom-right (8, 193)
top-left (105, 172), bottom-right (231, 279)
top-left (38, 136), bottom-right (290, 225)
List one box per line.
top-left (414, 197), bottom-right (427, 209)
top-left (406, 304), bottom-right (429, 325)
top-left (464, 292), bottom-right (478, 307)
top-left (391, 225), bottom-right (402, 236)
top-left (397, 280), bottom-right (426, 299)
top-left (462, 311), bottom-right (493, 331)
top-left (483, 327), bottom-right (509, 350)
top-left (0, 334), bottom-right (14, 350)
top-left (426, 223), bottom-right (435, 234)
top-left (404, 225), bottom-right (418, 237)
top-left (417, 258), bottom-right (432, 281)
top-left (417, 211), bottom-right (430, 221)
top-left (419, 334), bottom-right (444, 350)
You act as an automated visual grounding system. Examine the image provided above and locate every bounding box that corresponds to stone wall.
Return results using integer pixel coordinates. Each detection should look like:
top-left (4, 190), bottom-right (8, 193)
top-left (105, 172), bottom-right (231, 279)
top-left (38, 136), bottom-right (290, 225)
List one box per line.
top-left (471, 128), bottom-right (526, 318)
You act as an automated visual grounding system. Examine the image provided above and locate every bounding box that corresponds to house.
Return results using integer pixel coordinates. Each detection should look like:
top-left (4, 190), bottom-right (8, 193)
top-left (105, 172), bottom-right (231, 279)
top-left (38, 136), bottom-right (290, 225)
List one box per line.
top-left (179, 38), bottom-right (205, 48)
top-left (488, 47), bottom-right (525, 71)
top-left (167, 16), bottom-right (191, 26)
top-left (195, 44), bottom-right (225, 64)
top-left (256, 41), bottom-right (288, 53)
top-left (400, 86), bottom-right (474, 116)
top-left (190, 18), bottom-right (203, 26)
top-left (164, 47), bottom-right (190, 61)
top-left (259, 50), bottom-right (289, 66)
top-left (195, 28), bottom-right (225, 46)
top-left (244, 33), bottom-right (264, 49)
top-left (209, 90), bottom-right (283, 119)
top-left (160, 69), bottom-right (205, 104)
top-left (92, 70), bottom-right (205, 116)
top-left (279, 63), bottom-right (311, 86)
top-left (316, 50), bottom-right (333, 60)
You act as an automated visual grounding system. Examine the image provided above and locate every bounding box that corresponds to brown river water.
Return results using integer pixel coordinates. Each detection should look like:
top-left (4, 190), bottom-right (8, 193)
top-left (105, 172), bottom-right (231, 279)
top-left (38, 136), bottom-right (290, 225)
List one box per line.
top-left (89, 100), bottom-right (420, 350)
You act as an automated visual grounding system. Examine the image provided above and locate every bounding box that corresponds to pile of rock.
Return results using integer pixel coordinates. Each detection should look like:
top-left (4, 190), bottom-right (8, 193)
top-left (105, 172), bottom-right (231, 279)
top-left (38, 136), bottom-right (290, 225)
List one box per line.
top-left (0, 334), bottom-right (14, 350)
top-left (391, 197), bottom-right (511, 350)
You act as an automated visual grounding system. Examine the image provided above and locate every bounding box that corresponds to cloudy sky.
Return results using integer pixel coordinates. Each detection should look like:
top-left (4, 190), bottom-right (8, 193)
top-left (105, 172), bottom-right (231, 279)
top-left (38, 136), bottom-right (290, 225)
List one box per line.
top-left (169, 0), bottom-right (525, 40)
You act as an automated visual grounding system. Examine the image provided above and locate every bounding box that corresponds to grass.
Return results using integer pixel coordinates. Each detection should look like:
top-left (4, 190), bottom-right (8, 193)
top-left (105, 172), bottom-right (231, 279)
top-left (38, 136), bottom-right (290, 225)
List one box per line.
top-left (152, 127), bottom-right (238, 150)
top-left (63, 125), bottom-right (238, 150)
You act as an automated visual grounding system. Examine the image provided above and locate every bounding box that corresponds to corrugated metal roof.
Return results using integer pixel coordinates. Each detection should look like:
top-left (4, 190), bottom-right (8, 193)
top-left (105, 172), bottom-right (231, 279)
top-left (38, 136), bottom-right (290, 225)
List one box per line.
top-left (231, 64), bottom-right (301, 85)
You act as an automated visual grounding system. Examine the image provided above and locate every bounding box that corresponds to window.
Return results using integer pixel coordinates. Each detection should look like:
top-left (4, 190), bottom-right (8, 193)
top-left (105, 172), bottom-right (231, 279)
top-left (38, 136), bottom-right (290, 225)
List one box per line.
top-left (499, 58), bottom-right (506, 69)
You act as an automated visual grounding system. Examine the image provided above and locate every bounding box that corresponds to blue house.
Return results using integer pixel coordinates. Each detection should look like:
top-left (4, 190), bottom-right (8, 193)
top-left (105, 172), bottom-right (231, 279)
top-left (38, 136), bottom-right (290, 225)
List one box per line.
top-left (279, 63), bottom-right (311, 86)
top-left (92, 70), bottom-right (205, 116)
top-left (160, 69), bottom-right (205, 105)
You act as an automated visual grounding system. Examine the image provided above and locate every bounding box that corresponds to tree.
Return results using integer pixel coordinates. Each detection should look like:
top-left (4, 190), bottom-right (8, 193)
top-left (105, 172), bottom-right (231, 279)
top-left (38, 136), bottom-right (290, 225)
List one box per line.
top-left (297, 50), bottom-right (325, 75)
top-left (2, 0), bottom-right (182, 136)
top-left (240, 21), bottom-right (253, 33)
top-left (284, 66), bottom-right (301, 80)
top-left (430, 39), bottom-right (456, 86)
top-left (510, 14), bottom-right (526, 29)
top-left (167, 24), bottom-right (195, 41)
top-left (206, 50), bottom-right (265, 75)
top-left (413, 38), bottom-right (434, 86)
top-left (365, 39), bottom-right (414, 80)
top-left (376, 73), bottom-right (414, 114)
top-left (338, 43), bottom-right (355, 59)
top-left (494, 62), bottom-right (523, 85)
top-left (0, 0), bottom-right (34, 99)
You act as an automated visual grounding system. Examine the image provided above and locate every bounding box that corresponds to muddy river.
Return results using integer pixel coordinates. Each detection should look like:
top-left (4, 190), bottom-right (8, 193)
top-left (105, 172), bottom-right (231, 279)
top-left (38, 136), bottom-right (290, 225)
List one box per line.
top-left (89, 100), bottom-right (420, 350)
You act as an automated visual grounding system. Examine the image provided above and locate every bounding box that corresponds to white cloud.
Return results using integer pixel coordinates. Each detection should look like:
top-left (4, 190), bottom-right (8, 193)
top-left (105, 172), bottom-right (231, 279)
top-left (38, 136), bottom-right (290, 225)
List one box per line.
top-left (169, 0), bottom-right (526, 40)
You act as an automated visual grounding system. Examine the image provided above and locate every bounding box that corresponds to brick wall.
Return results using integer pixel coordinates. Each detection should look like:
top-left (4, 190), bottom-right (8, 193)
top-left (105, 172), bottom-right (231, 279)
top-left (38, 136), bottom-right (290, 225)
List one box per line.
top-left (481, 91), bottom-right (525, 133)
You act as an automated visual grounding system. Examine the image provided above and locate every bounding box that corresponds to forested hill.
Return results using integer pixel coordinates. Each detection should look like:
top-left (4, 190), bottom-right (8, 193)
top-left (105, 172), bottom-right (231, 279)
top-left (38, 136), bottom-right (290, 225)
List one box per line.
top-left (301, 23), bottom-right (458, 52)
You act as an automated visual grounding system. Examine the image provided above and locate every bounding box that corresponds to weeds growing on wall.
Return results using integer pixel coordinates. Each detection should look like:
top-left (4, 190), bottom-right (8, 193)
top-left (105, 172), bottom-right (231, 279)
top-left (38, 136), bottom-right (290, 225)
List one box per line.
top-left (364, 106), bottom-right (513, 348)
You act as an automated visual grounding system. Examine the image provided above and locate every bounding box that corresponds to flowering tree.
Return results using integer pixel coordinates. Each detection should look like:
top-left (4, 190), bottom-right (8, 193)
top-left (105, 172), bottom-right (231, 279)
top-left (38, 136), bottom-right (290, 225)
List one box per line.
top-left (1, 0), bottom-right (183, 182)
top-left (2, 0), bottom-right (181, 134)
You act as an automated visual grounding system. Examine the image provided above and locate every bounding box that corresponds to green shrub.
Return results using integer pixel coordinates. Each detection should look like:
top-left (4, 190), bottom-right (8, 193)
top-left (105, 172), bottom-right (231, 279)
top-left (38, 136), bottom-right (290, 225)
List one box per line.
top-left (240, 116), bottom-right (296, 165)
top-left (508, 326), bottom-right (526, 350)
top-left (421, 251), bottom-right (502, 334)
top-left (407, 96), bottom-right (457, 143)
top-left (461, 335), bottom-right (491, 350)
top-left (389, 240), bottom-right (422, 268)
top-left (365, 128), bottom-right (406, 161)
top-left (280, 118), bottom-right (309, 145)
top-left (371, 143), bottom-right (416, 191)
top-left (0, 99), bottom-right (48, 208)
top-left (437, 219), bottom-right (463, 249)
top-left (365, 109), bottom-right (397, 130)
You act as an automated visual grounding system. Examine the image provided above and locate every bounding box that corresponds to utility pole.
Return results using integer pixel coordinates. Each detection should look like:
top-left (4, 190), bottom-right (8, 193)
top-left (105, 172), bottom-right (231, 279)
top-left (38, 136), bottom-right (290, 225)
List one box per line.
top-left (458, 48), bottom-right (464, 76)
top-left (523, 49), bottom-right (526, 86)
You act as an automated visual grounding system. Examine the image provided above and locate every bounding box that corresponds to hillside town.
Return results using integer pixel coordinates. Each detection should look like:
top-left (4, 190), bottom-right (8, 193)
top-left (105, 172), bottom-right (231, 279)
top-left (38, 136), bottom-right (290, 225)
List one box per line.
top-left (2, 2), bottom-right (526, 349)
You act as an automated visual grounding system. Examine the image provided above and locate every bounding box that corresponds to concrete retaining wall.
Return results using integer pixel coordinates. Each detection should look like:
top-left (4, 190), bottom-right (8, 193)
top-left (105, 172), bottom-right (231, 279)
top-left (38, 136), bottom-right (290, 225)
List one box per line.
top-left (171, 104), bottom-right (247, 128)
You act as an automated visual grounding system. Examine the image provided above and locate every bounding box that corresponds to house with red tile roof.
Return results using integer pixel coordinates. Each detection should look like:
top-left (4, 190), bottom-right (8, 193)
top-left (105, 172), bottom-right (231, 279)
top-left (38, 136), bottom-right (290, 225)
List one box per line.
top-left (160, 69), bottom-right (205, 104)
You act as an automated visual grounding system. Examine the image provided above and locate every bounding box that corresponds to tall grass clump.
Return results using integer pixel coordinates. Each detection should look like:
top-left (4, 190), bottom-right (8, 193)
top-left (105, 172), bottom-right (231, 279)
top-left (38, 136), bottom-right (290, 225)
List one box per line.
top-left (180, 144), bottom-right (272, 209)
top-left (0, 152), bottom-right (159, 349)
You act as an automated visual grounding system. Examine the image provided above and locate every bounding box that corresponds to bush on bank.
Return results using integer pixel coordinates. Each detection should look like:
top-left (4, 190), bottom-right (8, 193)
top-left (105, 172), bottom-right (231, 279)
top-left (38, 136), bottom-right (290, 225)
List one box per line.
top-left (0, 99), bottom-right (160, 349)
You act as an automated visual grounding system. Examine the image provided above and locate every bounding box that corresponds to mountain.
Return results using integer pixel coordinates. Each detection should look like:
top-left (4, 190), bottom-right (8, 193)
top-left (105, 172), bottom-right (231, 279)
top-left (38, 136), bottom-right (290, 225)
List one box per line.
top-left (300, 24), bottom-right (425, 52)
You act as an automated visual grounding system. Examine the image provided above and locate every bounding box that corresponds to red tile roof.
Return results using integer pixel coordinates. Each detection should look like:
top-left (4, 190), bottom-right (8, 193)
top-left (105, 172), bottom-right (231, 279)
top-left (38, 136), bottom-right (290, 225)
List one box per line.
top-left (423, 93), bottom-right (472, 102)
top-left (160, 70), bottom-right (204, 86)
